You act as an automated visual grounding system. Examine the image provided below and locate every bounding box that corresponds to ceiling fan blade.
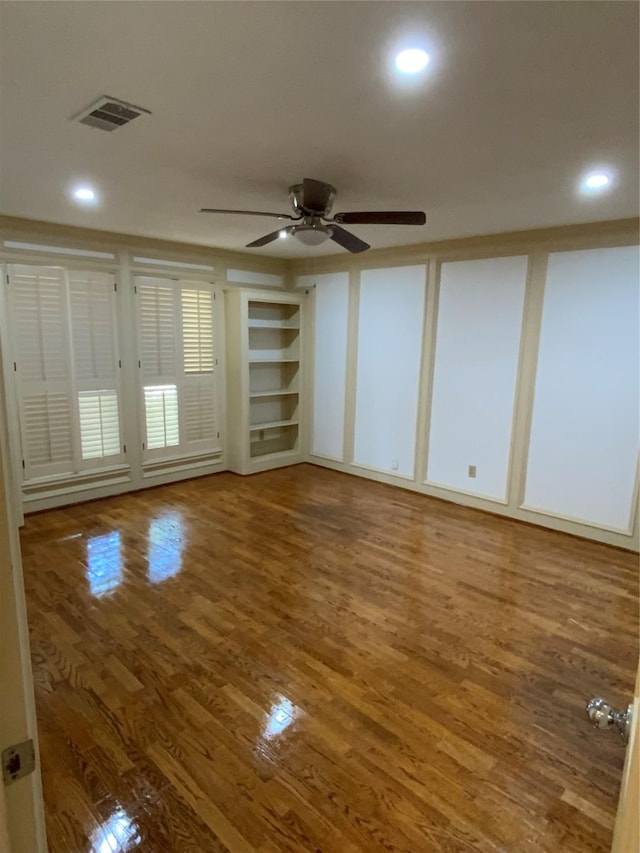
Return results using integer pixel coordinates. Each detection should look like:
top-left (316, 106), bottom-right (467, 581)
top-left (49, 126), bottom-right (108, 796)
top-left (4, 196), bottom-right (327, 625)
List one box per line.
top-left (200, 208), bottom-right (297, 220)
top-left (246, 226), bottom-right (292, 248)
top-left (329, 225), bottom-right (370, 254)
top-left (302, 178), bottom-right (336, 213)
top-left (333, 211), bottom-right (426, 225)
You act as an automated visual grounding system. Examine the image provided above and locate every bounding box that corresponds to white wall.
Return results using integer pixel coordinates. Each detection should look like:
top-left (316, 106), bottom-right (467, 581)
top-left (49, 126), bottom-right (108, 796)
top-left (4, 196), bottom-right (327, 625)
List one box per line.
top-left (354, 266), bottom-right (426, 477)
top-left (306, 273), bottom-right (349, 460)
top-left (524, 246), bottom-right (639, 530)
top-left (427, 256), bottom-right (527, 500)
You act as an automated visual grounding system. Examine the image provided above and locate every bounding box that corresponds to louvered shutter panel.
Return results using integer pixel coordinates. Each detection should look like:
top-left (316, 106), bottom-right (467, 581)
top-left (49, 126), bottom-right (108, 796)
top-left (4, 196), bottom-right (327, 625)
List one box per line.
top-left (136, 277), bottom-right (219, 460)
top-left (181, 288), bottom-right (213, 373)
top-left (69, 272), bottom-right (117, 383)
top-left (179, 284), bottom-right (218, 451)
top-left (78, 391), bottom-right (121, 460)
top-left (138, 280), bottom-right (177, 379)
top-left (22, 393), bottom-right (73, 470)
top-left (11, 266), bottom-right (68, 382)
top-left (137, 277), bottom-right (181, 456)
top-left (144, 385), bottom-right (180, 449)
top-left (9, 266), bottom-right (75, 479)
top-left (183, 376), bottom-right (216, 443)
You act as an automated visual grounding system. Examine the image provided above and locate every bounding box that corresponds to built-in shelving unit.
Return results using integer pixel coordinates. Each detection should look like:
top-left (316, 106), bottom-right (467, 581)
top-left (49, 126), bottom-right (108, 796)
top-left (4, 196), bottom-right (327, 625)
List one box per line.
top-left (225, 289), bottom-right (304, 474)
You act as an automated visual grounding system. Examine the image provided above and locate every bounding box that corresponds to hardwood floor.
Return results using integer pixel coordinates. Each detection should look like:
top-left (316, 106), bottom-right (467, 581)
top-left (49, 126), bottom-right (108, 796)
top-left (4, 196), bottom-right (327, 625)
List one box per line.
top-left (20, 464), bottom-right (638, 853)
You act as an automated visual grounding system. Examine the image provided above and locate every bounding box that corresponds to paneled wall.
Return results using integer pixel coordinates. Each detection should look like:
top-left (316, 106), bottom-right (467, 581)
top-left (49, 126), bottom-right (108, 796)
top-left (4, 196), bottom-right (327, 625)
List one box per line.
top-left (354, 266), bottom-right (426, 477)
top-left (300, 231), bottom-right (639, 550)
top-left (299, 272), bottom-right (349, 461)
top-left (427, 256), bottom-right (527, 500)
top-left (524, 246), bottom-right (639, 531)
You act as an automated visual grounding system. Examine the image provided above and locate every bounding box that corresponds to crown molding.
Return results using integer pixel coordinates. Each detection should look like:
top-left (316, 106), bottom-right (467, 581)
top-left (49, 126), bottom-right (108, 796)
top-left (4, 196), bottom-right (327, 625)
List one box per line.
top-left (0, 214), bottom-right (290, 273)
top-left (289, 217), bottom-right (640, 276)
top-left (1, 214), bottom-right (636, 278)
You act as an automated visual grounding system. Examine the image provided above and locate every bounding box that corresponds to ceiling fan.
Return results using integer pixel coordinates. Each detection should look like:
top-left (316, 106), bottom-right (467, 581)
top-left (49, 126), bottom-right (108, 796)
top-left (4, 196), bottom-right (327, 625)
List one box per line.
top-left (200, 178), bottom-right (426, 253)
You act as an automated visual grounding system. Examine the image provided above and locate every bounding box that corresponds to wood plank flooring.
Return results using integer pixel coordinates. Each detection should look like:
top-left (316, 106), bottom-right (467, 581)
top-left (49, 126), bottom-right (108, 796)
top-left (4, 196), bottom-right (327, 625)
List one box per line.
top-left (20, 464), bottom-right (639, 852)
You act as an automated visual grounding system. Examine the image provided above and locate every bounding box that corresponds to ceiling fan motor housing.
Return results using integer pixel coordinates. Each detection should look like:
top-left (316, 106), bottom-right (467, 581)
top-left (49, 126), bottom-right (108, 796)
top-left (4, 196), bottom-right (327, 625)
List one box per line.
top-left (289, 181), bottom-right (336, 217)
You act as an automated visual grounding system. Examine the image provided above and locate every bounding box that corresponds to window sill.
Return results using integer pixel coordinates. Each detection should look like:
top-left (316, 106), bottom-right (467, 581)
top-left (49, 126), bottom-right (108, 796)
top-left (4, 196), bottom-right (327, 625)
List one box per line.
top-left (23, 464), bottom-right (131, 493)
top-left (22, 466), bottom-right (132, 506)
top-left (142, 449), bottom-right (224, 478)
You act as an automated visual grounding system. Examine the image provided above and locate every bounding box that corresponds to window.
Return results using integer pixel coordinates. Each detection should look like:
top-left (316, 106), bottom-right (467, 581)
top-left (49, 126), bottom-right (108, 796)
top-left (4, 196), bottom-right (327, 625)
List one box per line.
top-left (8, 265), bottom-right (124, 480)
top-left (136, 277), bottom-right (219, 461)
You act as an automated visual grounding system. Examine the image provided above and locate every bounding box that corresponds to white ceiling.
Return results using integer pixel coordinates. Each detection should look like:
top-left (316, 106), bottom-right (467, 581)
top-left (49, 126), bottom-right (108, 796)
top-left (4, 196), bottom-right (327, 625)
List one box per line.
top-left (0, 1), bottom-right (638, 259)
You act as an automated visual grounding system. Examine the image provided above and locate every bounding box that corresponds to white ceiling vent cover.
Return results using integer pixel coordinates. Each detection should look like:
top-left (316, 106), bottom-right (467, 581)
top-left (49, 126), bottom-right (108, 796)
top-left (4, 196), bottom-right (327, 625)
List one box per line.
top-left (73, 96), bottom-right (151, 132)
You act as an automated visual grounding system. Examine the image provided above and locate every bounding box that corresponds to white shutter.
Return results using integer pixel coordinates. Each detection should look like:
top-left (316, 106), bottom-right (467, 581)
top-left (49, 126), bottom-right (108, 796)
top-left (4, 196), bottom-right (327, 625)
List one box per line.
top-left (144, 385), bottom-right (180, 449)
top-left (9, 266), bottom-right (74, 479)
top-left (78, 391), bottom-right (121, 460)
top-left (136, 277), bottom-right (219, 461)
top-left (137, 277), bottom-right (181, 455)
top-left (11, 266), bottom-right (68, 382)
top-left (69, 272), bottom-right (117, 383)
top-left (21, 392), bottom-right (73, 477)
top-left (181, 288), bottom-right (213, 373)
top-left (180, 285), bottom-right (218, 450)
top-left (138, 280), bottom-right (177, 379)
top-left (183, 376), bottom-right (216, 443)
top-left (68, 271), bottom-right (124, 469)
top-left (9, 264), bottom-right (125, 480)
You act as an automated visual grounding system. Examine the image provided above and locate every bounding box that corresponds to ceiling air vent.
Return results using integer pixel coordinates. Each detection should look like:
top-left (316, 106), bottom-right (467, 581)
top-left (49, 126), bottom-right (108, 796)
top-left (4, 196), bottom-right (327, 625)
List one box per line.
top-left (73, 96), bottom-right (151, 132)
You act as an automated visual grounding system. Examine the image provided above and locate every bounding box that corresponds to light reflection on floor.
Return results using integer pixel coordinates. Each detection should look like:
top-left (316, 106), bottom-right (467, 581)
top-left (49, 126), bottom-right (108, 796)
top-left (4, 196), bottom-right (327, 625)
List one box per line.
top-left (147, 511), bottom-right (184, 584)
top-left (86, 512), bottom-right (186, 596)
top-left (87, 532), bottom-right (123, 597)
top-left (261, 694), bottom-right (303, 741)
top-left (89, 807), bottom-right (141, 853)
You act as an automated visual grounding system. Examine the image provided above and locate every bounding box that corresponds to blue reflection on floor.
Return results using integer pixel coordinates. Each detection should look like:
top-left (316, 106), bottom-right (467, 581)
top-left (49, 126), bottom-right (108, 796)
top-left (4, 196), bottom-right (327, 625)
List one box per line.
top-left (87, 532), bottom-right (123, 597)
top-left (262, 695), bottom-right (302, 741)
top-left (90, 806), bottom-right (141, 852)
top-left (147, 511), bottom-right (184, 584)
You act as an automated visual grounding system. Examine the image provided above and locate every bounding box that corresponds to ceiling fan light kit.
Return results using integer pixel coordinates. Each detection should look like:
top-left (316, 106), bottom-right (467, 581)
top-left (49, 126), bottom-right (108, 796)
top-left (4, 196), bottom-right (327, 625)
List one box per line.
top-left (291, 224), bottom-right (333, 246)
top-left (200, 177), bottom-right (426, 253)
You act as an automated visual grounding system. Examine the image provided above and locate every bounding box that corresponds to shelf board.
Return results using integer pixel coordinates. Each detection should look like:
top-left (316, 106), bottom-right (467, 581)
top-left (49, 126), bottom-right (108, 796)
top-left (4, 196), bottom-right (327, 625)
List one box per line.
top-left (249, 390), bottom-right (299, 398)
top-left (248, 320), bottom-right (300, 330)
top-left (249, 419), bottom-right (299, 432)
top-left (250, 441), bottom-right (298, 459)
top-left (249, 358), bottom-right (299, 364)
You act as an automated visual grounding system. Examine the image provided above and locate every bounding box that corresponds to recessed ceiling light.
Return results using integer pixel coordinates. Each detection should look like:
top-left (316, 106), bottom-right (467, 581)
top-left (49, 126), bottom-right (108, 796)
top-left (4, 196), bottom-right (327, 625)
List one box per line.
top-left (73, 186), bottom-right (96, 202)
top-left (278, 230), bottom-right (288, 239)
top-left (584, 173), bottom-right (610, 189)
top-left (580, 169), bottom-right (614, 195)
top-left (395, 48), bottom-right (430, 74)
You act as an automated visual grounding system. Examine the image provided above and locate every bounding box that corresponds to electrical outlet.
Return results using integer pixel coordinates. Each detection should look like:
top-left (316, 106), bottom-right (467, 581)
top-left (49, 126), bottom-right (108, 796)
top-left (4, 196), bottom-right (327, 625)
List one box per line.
top-left (2, 739), bottom-right (35, 785)
top-left (391, 458), bottom-right (399, 471)
top-left (468, 465), bottom-right (477, 478)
